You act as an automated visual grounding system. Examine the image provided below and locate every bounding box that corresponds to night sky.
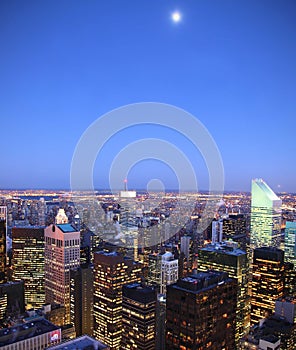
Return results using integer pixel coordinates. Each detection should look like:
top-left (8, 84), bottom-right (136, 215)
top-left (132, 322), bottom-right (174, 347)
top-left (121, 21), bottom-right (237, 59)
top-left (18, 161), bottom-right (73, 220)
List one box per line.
top-left (0, 1), bottom-right (295, 192)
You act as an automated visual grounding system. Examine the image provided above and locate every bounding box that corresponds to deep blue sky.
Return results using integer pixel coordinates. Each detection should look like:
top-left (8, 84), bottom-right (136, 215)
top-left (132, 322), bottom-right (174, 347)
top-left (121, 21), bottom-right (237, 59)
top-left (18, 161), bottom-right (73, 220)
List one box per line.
top-left (0, 0), bottom-right (295, 192)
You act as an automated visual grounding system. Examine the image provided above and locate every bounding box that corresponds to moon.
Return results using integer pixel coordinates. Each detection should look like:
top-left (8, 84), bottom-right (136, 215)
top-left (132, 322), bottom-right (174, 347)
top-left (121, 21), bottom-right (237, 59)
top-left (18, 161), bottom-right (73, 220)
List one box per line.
top-left (171, 11), bottom-right (181, 23)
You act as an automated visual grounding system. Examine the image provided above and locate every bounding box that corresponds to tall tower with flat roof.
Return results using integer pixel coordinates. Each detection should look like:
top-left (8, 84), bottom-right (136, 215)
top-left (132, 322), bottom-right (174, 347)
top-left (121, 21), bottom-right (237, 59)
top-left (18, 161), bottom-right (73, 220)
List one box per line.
top-left (250, 179), bottom-right (282, 249)
top-left (45, 211), bottom-right (80, 323)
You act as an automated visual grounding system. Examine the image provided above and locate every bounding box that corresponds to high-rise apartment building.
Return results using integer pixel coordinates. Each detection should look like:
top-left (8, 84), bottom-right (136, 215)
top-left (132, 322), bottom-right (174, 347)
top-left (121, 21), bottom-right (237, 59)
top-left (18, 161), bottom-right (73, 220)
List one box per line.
top-left (198, 242), bottom-right (249, 345)
top-left (12, 227), bottom-right (45, 308)
top-left (45, 210), bottom-right (80, 324)
top-left (93, 251), bottom-right (142, 349)
top-left (0, 206), bottom-right (7, 283)
top-left (251, 247), bottom-right (285, 325)
top-left (250, 179), bottom-right (282, 250)
top-left (284, 221), bottom-right (296, 269)
top-left (121, 283), bottom-right (156, 350)
top-left (166, 271), bottom-right (237, 349)
top-left (70, 264), bottom-right (93, 337)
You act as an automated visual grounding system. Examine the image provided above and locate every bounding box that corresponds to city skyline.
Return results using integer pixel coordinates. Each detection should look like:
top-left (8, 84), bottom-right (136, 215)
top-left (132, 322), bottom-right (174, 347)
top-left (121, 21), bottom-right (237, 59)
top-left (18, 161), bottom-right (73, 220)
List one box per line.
top-left (1, 1), bottom-right (296, 192)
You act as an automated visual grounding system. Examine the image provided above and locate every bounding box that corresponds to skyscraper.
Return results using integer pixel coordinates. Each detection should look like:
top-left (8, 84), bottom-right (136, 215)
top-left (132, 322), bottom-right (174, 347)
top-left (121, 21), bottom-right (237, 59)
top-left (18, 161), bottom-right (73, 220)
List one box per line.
top-left (148, 251), bottom-right (178, 295)
top-left (166, 271), bottom-right (237, 349)
top-left (12, 227), bottom-right (45, 308)
top-left (0, 206), bottom-right (7, 283)
top-left (250, 179), bottom-right (282, 250)
top-left (70, 264), bottom-right (93, 337)
top-left (121, 283), bottom-right (156, 350)
top-left (222, 214), bottom-right (247, 250)
top-left (284, 221), bottom-right (296, 269)
top-left (93, 251), bottom-right (142, 349)
top-left (44, 210), bottom-right (80, 324)
top-left (198, 242), bottom-right (249, 345)
top-left (251, 247), bottom-right (285, 325)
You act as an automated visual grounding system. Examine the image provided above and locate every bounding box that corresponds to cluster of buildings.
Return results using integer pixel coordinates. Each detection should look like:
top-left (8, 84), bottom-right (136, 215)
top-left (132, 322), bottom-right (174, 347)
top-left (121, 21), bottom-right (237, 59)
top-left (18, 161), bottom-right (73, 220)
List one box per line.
top-left (0, 179), bottom-right (295, 349)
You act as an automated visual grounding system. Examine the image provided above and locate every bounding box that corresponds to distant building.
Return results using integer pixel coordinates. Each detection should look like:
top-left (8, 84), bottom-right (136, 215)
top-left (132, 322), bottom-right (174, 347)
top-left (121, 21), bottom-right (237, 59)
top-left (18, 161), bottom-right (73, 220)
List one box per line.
top-left (0, 319), bottom-right (61, 350)
top-left (148, 251), bottom-right (178, 295)
top-left (222, 213), bottom-right (247, 250)
top-left (93, 251), bottom-right (142, 349)
top-left (47, 335), bottom-right (109, 349)
top-left (198, 242), bottom-right (249, 346)
top-left (250, 179), bottom-right (282, 250)
top-left (241, 298), bottom-right (296, 350)
top-left (284, 221), bottom-right (296, 269)
top-left (70, 264), bottom-right (93, 337)
top-left (251, 247), bottom-right (285, 325)
top-left (45, 210), bottom-right (80, 324)
top-left (12, 227), bottom-right (45, 308)
top-left (121, 283), bottom-right (156, 350)
top-left (166, 271), bottom-right (237, 349)
top-left (180, 235), bottom-right (191, 261)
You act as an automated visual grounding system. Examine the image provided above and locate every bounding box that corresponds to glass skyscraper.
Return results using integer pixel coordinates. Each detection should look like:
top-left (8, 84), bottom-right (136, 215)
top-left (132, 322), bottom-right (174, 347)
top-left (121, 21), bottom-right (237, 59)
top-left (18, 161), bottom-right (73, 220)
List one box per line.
top-left (285, 221), bottom-right (296, 269)
top-left (250, 179), bottom-right (282, 250)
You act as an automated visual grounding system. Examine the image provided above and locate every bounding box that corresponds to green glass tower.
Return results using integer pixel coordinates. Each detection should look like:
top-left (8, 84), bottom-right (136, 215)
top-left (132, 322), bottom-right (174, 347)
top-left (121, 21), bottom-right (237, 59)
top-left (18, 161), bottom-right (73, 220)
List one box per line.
top-left (250, 179), bottom-right (282, 250)
top-left (285, 221), bottom-right (296, 269)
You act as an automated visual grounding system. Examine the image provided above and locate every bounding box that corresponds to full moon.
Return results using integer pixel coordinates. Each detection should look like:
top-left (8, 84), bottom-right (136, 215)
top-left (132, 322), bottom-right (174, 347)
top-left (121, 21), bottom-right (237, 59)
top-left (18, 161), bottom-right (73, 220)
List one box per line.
top-left (172, 11), bottom-right (181, 23)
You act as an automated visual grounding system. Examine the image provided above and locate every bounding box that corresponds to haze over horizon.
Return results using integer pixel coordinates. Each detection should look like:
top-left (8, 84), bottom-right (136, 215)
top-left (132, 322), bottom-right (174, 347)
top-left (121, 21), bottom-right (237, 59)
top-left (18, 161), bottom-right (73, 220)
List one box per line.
top-left (1, 1), bottom-right (295, 192)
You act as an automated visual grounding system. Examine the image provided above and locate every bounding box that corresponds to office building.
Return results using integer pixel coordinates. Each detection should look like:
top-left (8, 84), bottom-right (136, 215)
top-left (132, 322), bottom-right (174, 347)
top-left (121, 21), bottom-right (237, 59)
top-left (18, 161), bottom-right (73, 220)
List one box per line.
top-left (93, 251), bottom-right (142, 349)
top-left (241, 298), bottom-right (296, 350)
top-left (121, 283), bottom-right (156, 350)
top-left (0, 206), bottom-right (7, 283)
top-left (222, 214), bottom-right (247, 250)
top-left (198, 242), bottom-right (249, 345)
top-left (166, 271), bottom-right (237, 349)
top-left (284, 221), bottom-right (296, 269)
top-left (44, 210), bottom-right (80, 324)
top-left (0, 280), bottom-right (25, 324)
top-left (70, 264), bottom-right (93, 336)
top-left (12, 227), bottom-right (45, 308)
top-left (251, 247), bottom-right (285, 325)
top-left (250, 179), bottom-right (282, 250)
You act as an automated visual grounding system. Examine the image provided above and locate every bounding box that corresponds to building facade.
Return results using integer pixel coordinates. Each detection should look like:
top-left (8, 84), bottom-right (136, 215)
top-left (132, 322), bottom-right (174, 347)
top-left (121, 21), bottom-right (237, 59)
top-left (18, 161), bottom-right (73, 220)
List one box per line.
top-left (166, 271), bottom-right (237, 349)
top-left (148, 251), bottom-right (178, 295)
top-left (284, 221), bottom-right (296, 269)
top-left (44, 213), bottom-right (80, 324)
top-left (198, 242), bottom-right (249, 345)
top-left (70, 264), bottom-right (93, 337)
top-left (250, 179), bottom-right (282, 250)
top-left (0, 319), bottom-right (61, 350)
top-left (121, 283), bottom-right (156, 350)
top-left (0, 206), bottom-right (7, 283)
top-left (12, 227), bottom-right (45, 308)
top-left (251, 247), bottom-right (285, 325)
top-left (93, 251), bottom-right (142, 350)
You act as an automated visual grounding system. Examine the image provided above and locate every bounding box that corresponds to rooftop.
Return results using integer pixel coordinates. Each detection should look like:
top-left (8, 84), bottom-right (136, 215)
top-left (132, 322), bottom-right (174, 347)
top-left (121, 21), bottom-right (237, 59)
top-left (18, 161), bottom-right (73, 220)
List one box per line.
top-left (47, 335), bottom-right (109, 349)
top-left (56, 223), bottom-right (77, 233)
top-left (0, 319), bottom-right (60, 347)
top-left (171, 270), bottom-right (233, 293)
top-left (201, 243), bottom-right (246, 256)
